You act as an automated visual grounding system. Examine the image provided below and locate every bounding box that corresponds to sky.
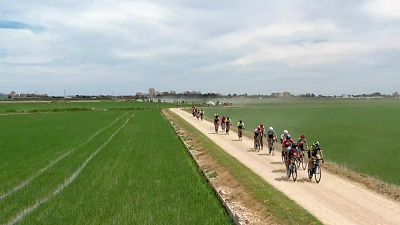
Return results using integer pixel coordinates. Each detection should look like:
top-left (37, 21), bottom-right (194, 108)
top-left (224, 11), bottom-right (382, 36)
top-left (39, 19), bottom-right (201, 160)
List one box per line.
top-left (0, 0), bottom-right (399, 96)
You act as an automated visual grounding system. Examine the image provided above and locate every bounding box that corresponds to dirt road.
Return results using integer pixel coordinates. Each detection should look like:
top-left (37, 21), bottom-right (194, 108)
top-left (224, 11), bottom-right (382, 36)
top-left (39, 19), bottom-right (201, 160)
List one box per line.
top-left (170, 108), bottom-right (400, 225)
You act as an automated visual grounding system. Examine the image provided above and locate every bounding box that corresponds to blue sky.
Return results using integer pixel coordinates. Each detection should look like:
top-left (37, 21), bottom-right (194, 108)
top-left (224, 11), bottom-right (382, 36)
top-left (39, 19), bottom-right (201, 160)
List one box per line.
top-left (0, 0), bottom-right (399, 95)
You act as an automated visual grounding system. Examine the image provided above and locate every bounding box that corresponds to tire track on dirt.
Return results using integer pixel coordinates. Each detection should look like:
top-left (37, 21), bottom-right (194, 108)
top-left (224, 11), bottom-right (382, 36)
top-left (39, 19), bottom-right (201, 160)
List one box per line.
top-left (171, 108), bottom-right (400, 225)
top-left (4, 114), bottom-right (133, 225)
top-left (0, 112), bottom-right (128, 201)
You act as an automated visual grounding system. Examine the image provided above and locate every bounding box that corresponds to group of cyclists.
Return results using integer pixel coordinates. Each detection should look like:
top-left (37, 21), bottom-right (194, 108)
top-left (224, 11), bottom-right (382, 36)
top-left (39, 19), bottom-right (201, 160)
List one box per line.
top-left (203, 110), bottom-right (325, 181)
top-left (191, 106), bottom-right (204, 120)
top-left (212, 113), bottom-right (232, 135)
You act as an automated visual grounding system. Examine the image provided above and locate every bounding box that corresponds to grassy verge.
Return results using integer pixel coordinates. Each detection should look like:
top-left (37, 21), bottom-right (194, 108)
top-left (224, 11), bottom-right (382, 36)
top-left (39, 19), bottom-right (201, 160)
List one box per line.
top-left (165, 109), bottom-right (321, 225)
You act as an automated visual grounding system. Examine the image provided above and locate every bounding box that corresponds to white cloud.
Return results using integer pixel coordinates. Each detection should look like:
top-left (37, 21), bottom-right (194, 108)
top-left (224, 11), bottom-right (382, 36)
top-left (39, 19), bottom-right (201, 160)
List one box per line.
top-left (208, 21), bottom-right (343, 49)
top-left (1, 0), bottom-right (400, 94)
top-left (362, 0), bottom-right (400, 20)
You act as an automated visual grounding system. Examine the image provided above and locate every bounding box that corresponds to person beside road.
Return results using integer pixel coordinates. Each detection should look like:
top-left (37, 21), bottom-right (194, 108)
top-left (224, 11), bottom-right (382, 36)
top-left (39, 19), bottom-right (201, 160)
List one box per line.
top-left (237, 120), bottom-right (245, 141)
top-left (200, 110), bottom-right (204, 120)
top-left (225, 117), bottom-right (231, 134)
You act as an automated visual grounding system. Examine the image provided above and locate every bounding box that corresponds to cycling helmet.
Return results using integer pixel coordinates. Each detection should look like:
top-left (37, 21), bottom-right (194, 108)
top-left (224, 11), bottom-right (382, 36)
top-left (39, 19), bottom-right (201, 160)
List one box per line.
top-left (269, 127), bottom-right (273, 131)
top-left (313, 141), bottom-right (320, 146)
top-left (301, 134), bottom-right (305, 139)
top-left (287, 135), bottom-right (291, 140)
top-left (239, 120), bottom-right (242, 123)
top-left (259, 124), bottom-right (264, 127)
top-left (283, 130), bottom-right (288, 134)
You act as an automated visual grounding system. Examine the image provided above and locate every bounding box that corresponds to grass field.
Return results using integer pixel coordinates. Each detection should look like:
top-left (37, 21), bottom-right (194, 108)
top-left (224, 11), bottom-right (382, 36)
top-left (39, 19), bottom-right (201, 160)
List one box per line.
top-left (204, 98), bottom-right (400, 185)
top-left (0, 101), bottom-right (172, 113)
top-left (0, 104), bottom-right (231, 224)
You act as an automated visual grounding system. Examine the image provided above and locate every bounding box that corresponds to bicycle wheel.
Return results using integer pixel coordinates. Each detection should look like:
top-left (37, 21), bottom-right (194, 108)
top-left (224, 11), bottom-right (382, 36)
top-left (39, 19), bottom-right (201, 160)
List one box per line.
top-left (296, 157), bottom-right (300, 168)
top-left (292, 165), bottom-right (297, 182)
top-left (301, 155), bottom-right (307, 170)
top-left (281, 151), bottom-right (285, 163)
top-left (314, 164), bottom-right (321, 183)
top-left (308, 167), bottom-right (313, 180)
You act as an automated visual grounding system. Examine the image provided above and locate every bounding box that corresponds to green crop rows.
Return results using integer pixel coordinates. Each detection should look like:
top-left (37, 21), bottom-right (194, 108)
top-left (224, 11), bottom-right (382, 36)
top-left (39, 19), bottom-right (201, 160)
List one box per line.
top-left (0, 104), bottom-right (231, 225)
top-left (204, 99), bottom-right (400, 185)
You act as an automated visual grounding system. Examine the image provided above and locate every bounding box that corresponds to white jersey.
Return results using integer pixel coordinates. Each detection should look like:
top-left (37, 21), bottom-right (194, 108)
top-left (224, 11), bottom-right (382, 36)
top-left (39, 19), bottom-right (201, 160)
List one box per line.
top-left (280, 133), bottom-right (290, 142)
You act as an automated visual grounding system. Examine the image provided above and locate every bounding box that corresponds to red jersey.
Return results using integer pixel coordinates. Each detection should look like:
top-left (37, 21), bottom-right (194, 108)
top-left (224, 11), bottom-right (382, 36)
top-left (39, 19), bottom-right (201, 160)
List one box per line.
top-left (282, 139), bottom-right (294, 148)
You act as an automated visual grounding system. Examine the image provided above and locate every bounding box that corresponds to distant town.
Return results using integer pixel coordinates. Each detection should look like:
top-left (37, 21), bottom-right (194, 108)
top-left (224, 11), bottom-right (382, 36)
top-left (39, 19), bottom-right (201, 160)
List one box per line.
top-left (1, 89), bottom-right (399, 102)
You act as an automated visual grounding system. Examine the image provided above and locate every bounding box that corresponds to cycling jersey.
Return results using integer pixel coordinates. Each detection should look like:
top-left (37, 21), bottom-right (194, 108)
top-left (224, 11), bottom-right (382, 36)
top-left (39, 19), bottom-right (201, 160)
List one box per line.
top-left (237, 122), bottom-right (245, 129)
top-left (297, 138), bottom-right (307, 150)
top-left (267, 130), bottom-right (275, 138)
top-left (282, 139), bottom-right (294, 148)
top-left (309, 145), bottom-right (321, 157)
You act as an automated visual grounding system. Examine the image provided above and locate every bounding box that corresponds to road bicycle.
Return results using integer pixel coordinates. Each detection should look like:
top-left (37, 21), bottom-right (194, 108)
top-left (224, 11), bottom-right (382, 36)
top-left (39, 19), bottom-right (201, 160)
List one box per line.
top-left (268, 138), bottom-right (275, 156)
top-left (254, 137), bottom-right (261, 152)
top-left (308, 158), bottom-right (323, 183)
top-left (287, 156), bottom-right (297, 182)
top-left (296, 150), bottom-right (307, 170)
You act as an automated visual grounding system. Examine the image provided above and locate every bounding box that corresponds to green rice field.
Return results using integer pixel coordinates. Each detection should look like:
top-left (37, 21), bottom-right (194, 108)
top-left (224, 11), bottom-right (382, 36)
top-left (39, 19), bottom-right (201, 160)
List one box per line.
top-left (204, 98), bottom-right (400, 185)
top-left (0, 103), bottom-right (231, 225)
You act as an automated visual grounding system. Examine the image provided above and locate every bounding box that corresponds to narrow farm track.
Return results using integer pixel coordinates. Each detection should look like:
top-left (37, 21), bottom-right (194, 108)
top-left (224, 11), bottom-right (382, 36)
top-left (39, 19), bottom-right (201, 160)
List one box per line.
top-left (171, 108), bottom-right (400, 225)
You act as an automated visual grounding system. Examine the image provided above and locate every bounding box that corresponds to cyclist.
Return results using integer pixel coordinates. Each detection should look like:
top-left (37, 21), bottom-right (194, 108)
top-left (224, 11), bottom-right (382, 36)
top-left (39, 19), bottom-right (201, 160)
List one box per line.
top-left (213, 114), bottom-right (220, 133)
top-left (258, 124), bottom-right (265, 150)
top-left (307, 141), bottom-right (325, 173)
top-left (200, 110), bottom-right (204, 120)
top-left (297, 134), bottom-right (308, 158)
top-left (287, 142), bottom-right (299, 170)
top-left (192, 106), bottom-right (196, 117)
top-left (253, 128), bottom-right (261, 150)
top-left (282, 135), bottom-right (294, 166)
top-left (237, 120), bottom-right (245, 141)
top-left (267, 127), bottom-right (277, 154)
top-left (220, 116), bottom-right (226, 132)
top-left (280, 129), bottom-right (290, 144)
top-left (225, 117), bottom-right (231, 134)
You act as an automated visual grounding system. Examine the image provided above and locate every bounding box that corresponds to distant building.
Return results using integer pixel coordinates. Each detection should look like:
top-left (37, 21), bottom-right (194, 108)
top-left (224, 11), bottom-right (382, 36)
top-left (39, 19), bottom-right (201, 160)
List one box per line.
top-left (271, 91), bottom-right (293, 97)
top-left (135, 92), bottom-right (145, 97)
top-left (148, 88), bottom-right (156, 97)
